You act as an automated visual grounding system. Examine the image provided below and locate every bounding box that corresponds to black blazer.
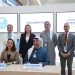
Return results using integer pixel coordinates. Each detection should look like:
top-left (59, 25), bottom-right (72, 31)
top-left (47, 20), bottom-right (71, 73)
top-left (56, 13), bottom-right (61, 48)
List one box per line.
top-left (19, 33), bottom-right (35, 59)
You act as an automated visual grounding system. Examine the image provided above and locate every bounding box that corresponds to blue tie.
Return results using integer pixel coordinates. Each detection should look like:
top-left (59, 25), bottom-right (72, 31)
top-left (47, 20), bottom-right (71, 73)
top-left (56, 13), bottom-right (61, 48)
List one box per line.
top-left (8, 33), bottom-right (12, 39)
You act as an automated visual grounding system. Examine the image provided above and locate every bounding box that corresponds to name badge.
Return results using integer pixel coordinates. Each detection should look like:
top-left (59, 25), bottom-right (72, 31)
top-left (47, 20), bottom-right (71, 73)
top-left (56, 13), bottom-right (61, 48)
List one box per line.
top-left (33, 53), bottom-right (36, 58)
top-left (64, 45), bottom-right (67, 52)
top-left (0, 63), bottom-right (6, 70)
top-left (23, 63), bottom-right (42, 70)
top-left (44, 44), bottom-right (47, 46)
top-left (44, 40), bottom-right (47, 46)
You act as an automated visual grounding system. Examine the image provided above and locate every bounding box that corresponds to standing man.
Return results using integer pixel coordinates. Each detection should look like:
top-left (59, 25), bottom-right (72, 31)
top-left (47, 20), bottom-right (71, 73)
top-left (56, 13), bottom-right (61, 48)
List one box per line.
top-left (2, 24), bottom-right (17, 49)
top-left (58, 23), bottom-right (75, 75)
top-left (40, 21), bottom-right (57, 65)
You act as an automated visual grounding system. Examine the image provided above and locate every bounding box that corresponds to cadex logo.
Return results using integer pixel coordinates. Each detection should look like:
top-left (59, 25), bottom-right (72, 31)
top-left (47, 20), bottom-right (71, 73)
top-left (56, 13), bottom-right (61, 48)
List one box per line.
top-left (27, 21), bottom-right (44, 24)
top-left (66, 18), bottom-right (75, 24)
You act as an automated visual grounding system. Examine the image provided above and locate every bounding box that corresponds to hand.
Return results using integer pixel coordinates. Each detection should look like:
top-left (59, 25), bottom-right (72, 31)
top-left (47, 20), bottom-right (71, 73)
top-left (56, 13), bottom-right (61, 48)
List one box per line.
top-left (6, 62), bottom-right (12, 65)
top-left (61, 52), bottom-right (69, 58)
top-left (19, 54), bottom-right (22, 57)
top-left (12, 61), bottom-right (17, 64)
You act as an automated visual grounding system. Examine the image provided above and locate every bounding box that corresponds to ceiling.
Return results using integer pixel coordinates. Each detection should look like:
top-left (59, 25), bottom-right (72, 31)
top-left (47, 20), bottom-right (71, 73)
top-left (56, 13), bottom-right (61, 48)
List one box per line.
top-left (2, 0), bottom-right (75, 6)
top-left (17, 0), bottom-right (75, 6)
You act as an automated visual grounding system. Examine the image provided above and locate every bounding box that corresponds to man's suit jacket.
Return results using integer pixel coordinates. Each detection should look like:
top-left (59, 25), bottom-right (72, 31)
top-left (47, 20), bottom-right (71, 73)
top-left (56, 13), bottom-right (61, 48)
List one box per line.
top-left (58, 33), bottom-right (75, 56)
top-left (19, 33), bottom-right (35, 58)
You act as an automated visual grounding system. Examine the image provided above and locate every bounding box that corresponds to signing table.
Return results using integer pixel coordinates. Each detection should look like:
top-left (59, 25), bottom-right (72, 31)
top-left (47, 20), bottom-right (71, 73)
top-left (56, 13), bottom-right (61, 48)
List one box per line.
top-left (0, 65), bottom-right (60, 75)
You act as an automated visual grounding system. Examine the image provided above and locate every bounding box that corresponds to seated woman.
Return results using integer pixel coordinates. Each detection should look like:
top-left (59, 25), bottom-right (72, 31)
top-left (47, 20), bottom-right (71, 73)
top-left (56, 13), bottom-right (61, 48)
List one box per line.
top-left (0, 38), bottom-right (20, 64)
top-left (24, 37), bottom-right (50, 66)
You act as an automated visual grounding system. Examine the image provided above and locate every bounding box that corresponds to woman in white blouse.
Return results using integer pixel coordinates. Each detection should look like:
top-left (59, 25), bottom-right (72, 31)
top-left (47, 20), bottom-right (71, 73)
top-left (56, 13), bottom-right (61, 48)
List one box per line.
top-left (19, 24), bottom-right (36, 63)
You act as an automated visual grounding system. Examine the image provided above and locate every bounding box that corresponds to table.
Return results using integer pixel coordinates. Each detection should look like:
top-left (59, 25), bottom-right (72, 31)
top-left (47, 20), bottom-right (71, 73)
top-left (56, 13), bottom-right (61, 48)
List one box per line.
top-left (0, 65), bottom-right (60, 75)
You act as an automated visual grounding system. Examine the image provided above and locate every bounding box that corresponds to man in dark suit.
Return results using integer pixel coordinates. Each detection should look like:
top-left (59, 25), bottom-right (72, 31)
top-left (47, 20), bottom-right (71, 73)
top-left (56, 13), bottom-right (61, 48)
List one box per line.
top-left (58, 23), bottom-right (75, 75)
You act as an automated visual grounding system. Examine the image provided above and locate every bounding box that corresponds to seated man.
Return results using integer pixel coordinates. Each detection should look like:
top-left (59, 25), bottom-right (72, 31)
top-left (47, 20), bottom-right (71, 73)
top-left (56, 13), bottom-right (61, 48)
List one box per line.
top-left (24, 37), bottom-right (50, 66)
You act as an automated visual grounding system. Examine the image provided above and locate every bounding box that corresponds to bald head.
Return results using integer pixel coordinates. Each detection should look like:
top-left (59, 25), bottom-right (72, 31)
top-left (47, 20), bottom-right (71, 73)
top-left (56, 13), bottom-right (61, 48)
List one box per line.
top-left (64, 23), bottom-right (70, 33)
top-left (44, 21), bottom-right (51, 32)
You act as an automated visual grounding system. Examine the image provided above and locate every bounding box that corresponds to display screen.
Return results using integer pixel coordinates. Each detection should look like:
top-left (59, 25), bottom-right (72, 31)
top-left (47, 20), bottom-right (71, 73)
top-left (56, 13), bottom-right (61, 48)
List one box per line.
top-left (57, 12), bottom-right (75, 32)
top-left (0, 13), bottom-right (17, 32)
top-left (20, 13), bottom-right (53, 32)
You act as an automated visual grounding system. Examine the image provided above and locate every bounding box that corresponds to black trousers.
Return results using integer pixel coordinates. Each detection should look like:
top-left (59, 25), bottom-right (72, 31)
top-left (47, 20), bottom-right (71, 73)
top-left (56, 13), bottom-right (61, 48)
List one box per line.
top-left (60, 54), bottom-right (73, 75)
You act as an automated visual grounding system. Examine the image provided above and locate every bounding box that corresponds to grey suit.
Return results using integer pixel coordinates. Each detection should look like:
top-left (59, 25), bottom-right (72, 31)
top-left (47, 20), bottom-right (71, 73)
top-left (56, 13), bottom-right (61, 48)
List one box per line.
top-left (58, 33), bottom-right (75, 75)
top-left (40, 31), bottom-right (57, 65)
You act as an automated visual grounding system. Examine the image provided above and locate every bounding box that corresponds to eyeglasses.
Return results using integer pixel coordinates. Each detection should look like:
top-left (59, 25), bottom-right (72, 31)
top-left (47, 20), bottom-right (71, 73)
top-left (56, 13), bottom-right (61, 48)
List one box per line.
top-left (64, 26), bottom-right (68, 27)
top-left (45, 24), bottom-right (49, 25)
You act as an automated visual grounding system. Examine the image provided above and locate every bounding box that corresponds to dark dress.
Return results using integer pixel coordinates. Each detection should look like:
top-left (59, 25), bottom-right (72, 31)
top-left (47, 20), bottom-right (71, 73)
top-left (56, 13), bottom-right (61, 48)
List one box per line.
top-left (19, 33), bottom-right (35, 63)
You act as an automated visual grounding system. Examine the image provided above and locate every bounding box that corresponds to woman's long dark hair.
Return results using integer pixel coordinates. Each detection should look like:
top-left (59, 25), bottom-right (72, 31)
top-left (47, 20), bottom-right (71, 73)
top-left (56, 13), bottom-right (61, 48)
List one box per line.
top-left (25, 24), bottom-right (31, 35)
top-left (5, 38), bottom-right (16, 52)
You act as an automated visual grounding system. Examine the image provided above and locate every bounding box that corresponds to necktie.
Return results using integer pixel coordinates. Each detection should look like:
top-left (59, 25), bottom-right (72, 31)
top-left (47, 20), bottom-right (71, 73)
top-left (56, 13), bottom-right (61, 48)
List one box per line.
top-left (64, 33), bottom-right (67, 45)
top-left (8, 33), bottom-right (12, 39)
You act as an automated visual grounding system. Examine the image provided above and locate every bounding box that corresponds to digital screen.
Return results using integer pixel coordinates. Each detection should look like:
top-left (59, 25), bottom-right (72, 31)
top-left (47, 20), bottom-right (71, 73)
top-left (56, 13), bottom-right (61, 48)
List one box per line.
top-left (0, 13), bottom-right (17, 32)
top-left (20, 13), bottom-right (53, 32)
top-left (57, 12), bottom-right (75, 32)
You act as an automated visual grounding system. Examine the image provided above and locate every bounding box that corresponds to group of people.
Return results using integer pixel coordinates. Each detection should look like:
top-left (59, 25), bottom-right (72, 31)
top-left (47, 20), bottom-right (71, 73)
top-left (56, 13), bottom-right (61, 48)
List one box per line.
top-left (0, 21), bottom-right (75, 75)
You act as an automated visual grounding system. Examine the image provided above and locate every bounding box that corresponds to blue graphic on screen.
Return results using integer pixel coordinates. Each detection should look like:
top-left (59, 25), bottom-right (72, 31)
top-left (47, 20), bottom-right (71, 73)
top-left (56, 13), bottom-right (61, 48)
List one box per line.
top-left (66, 18), bottom-right (75, 24)
top-left (0, 17), bottom-right (7, 29)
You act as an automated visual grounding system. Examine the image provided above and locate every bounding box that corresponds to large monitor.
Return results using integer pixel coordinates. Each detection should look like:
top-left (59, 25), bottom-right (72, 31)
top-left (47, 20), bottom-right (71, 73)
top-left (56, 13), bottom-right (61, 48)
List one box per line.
top-left (20, 13), bottom-right (53, 32)
top-left (0, 13), bottom-right (17, 32)
top-left (57, 12), bottom-right (75, 32)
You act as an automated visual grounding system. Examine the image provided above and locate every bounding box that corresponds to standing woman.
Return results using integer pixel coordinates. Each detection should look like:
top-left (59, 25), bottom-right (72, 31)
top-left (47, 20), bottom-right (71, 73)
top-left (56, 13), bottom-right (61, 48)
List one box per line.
top-left (0, 38), bottom-right (19, 64)
top-left (19, 24), bottom-right (35, 63)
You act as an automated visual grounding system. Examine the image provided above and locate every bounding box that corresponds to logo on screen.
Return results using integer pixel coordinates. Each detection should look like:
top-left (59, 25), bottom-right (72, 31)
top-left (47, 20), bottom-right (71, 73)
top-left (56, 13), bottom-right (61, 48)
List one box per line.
top-left (0, 17), bottom-right (7, 29)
